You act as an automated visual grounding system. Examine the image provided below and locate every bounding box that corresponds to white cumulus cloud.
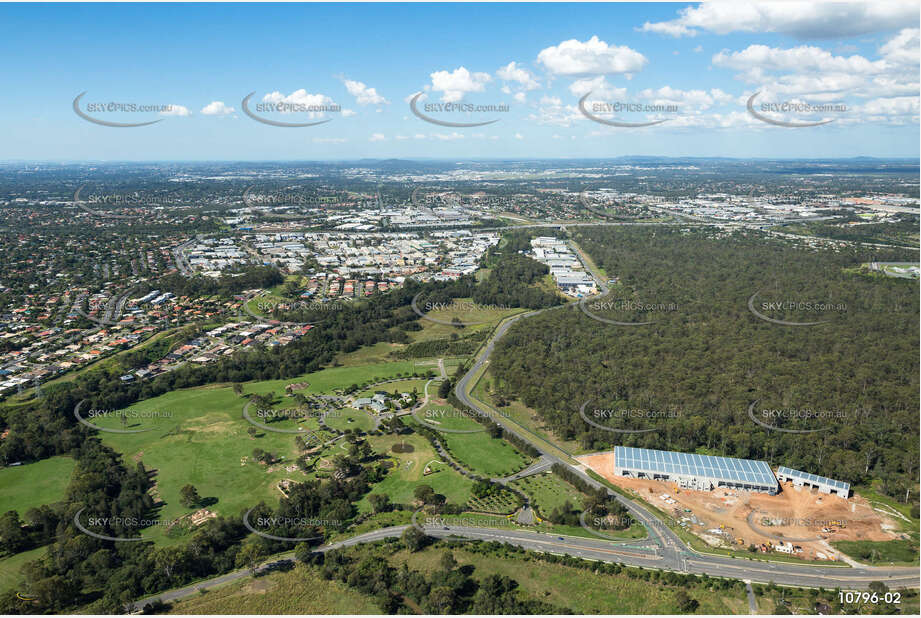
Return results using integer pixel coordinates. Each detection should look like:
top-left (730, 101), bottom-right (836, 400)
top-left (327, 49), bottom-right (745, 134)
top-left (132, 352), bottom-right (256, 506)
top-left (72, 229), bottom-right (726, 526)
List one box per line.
top-left (639, 1), bottom-right (918, 39)
top-left (262, 90), bottom-right (337, 118)
top-left (342, 78), bottom-right (389, 105)
top-left (200, 101), bottom-right (234, 116)
top-left (568, 76), bottom-right (628, 100)
top-left (160, 104), bottom-right (190, 117)
top-left (496, 61), bottom-right (540, 90)
top-left (537, 36), bottom-right (647, 76)
top-left (429, 67), bottom-right (492, 102)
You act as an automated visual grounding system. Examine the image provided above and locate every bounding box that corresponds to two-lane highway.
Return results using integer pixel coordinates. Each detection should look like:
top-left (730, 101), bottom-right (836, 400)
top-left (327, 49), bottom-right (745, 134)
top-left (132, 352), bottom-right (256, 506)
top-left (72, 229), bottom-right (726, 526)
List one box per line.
top-left (135, 519), bottom-right (919, 611)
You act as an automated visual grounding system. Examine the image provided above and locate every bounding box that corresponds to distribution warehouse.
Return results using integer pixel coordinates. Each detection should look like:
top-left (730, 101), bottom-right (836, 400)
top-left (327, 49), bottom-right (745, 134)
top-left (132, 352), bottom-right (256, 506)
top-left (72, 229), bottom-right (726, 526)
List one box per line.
top-left (613, 446), bottom-right (780, 494)
top-left (777, 466), bottom-right (850, 498)
top-left (612, 446), bottom-right (851, 498)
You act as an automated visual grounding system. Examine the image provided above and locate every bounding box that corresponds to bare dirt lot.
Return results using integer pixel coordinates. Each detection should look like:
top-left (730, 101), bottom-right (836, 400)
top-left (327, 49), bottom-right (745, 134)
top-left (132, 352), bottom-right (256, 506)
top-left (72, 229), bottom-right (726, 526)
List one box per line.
top-left (578, 451), bottom-right (899, 561)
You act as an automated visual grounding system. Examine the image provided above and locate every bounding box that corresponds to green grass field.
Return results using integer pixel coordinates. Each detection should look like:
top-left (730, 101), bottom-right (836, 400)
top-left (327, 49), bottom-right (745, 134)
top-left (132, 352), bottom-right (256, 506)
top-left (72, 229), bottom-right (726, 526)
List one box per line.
top-left (0, 456), bottom-right (75, 515)
top-left (440, 431), bottom-right (530, 478)
top-left (167, 563), bottom-right (380, 614)
top-left (407, 401), bottom-right (531, 477)
top-left (394, 545), bottom-right (748, 614)
top-left (85, 360), bottom-right (420, 544)
top-left (334, 341), bottom-right (405, 366)
top-left (54, 359), bottom-right (453, 547)
top-left (408, 298), bottom-right (524, 344)
top-left (323, 408), bottom-right (375, 433)
top-left (355, 378), bottom-right (428, 399)
top-left (95, 386), bottom-right (306, 544)
top-left (359, 433), bottom-right (473, 512)
top-left (511, 471), bottom-right (587, 515)
top-left (414, 401), bottom-right (488, 432)
top-left (242, 360), bottom-right (419, 396)
top-left (831, 539), bottom-right (919, 565)
top-left (0, 546), bottom-right (46, 594)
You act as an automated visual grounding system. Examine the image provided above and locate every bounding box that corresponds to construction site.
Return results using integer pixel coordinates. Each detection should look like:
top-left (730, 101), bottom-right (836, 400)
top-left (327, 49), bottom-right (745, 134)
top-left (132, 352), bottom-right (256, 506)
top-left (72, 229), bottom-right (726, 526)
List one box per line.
top-left (578, 451), bottom-right (903, 562)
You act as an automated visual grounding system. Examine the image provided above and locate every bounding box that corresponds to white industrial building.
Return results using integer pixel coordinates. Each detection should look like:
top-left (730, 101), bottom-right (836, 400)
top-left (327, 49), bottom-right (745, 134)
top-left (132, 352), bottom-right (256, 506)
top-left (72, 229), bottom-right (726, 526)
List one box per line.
top-left (777, 467), bottom-right (850, 499)
top-left (614, 446), bottom-right (780, 494)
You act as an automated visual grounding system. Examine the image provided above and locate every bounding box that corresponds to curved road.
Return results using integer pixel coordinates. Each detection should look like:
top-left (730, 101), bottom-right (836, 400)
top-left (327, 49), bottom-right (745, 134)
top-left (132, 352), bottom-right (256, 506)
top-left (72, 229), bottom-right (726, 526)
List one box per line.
top-left (134, 239), bottom-right (918, 609)
top-left (452, 279), bottom-right (919, 591)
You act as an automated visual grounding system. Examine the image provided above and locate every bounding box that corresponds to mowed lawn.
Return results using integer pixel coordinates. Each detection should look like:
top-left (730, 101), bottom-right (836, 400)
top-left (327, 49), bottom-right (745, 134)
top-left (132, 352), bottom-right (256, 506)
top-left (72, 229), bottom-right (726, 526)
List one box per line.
top-left (242, 360), bottom-right (419, 396)
top-left (441, 431), bottom-right (530, 478)
top-left (395, 546), bottom-right (747, 614)
top-left (360, 433), bottom-right (473, 512)
top-left (95, 386), bottom-right (306, 544)
top-left (511, 472), bottom-right (587, 514)
top-left (356, 378), bottom-right (429, 399)
top-left (168, 563), bottom-right (380, 614)
top-left (0, 456), bottom-right (75, 515)
top-left (0, 546), bottom-right (47, 594)
top-left (324, 408), bottom-right (376, 433)
top-left (411, 401), bottom-right (531, 478)
top-left (90, 361), bottom-right (419, 544)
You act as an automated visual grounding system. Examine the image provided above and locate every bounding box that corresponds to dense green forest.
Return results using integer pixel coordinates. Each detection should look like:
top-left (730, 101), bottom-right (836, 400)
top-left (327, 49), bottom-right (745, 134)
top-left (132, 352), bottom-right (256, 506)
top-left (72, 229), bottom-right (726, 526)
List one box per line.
top-left (489, 226), bottom-right (919, 502)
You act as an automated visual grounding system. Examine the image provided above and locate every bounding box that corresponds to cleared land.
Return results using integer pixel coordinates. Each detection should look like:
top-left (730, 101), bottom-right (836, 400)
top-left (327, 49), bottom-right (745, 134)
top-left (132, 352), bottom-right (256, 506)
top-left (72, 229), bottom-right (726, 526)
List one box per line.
top-left (408, 298), bottom-right (524, 343)
top-left (355, 378), bottom-right (428, 400)
top-left (579, 451), bottom-right (901, 562)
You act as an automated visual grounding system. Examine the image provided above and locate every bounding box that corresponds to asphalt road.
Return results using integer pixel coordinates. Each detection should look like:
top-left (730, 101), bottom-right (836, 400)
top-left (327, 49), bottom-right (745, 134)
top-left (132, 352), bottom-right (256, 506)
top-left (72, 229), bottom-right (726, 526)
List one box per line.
top-left (134, 225), bottom-right (919, 610)
top-left (136, 519), bottom-right (919, 611)
top-left (451, 265), bottom-right (920, 592)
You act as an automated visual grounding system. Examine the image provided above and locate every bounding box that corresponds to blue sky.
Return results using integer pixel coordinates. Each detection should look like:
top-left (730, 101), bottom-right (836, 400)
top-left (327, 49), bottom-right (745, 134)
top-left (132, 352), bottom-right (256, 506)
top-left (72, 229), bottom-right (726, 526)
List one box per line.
top-left (0, 1), bottom-right (918, 160)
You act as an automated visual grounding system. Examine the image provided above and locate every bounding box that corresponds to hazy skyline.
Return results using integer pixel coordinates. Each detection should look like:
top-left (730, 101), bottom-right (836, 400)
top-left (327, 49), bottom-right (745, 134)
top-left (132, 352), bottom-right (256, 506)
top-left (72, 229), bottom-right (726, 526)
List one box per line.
top-left (1, 1), bottom-right (918, 160)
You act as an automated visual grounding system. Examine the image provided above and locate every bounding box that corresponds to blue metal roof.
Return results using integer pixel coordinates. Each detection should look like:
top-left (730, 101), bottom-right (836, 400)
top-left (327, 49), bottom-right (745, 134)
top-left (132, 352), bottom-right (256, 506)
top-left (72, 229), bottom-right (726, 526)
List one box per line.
top-left (777, 466), bottom-right (849, 492)
top-left (614, 446), bottom-right (777, 487)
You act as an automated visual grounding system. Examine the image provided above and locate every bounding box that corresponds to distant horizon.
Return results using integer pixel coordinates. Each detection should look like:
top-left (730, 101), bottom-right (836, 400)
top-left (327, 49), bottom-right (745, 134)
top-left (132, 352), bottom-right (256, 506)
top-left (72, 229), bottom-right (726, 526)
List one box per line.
top-left (2, 155), bottom-right (919, 164)
top-left (1, 2), bottom-right (917, 159)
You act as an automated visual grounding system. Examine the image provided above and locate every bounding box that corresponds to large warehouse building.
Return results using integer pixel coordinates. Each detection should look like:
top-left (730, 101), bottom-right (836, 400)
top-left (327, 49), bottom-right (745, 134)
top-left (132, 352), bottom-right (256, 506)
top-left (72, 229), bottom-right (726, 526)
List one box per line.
top-left (613, 446), bottom-right (780, 494)
top-left (777, 466), bottom-right (850, 498)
